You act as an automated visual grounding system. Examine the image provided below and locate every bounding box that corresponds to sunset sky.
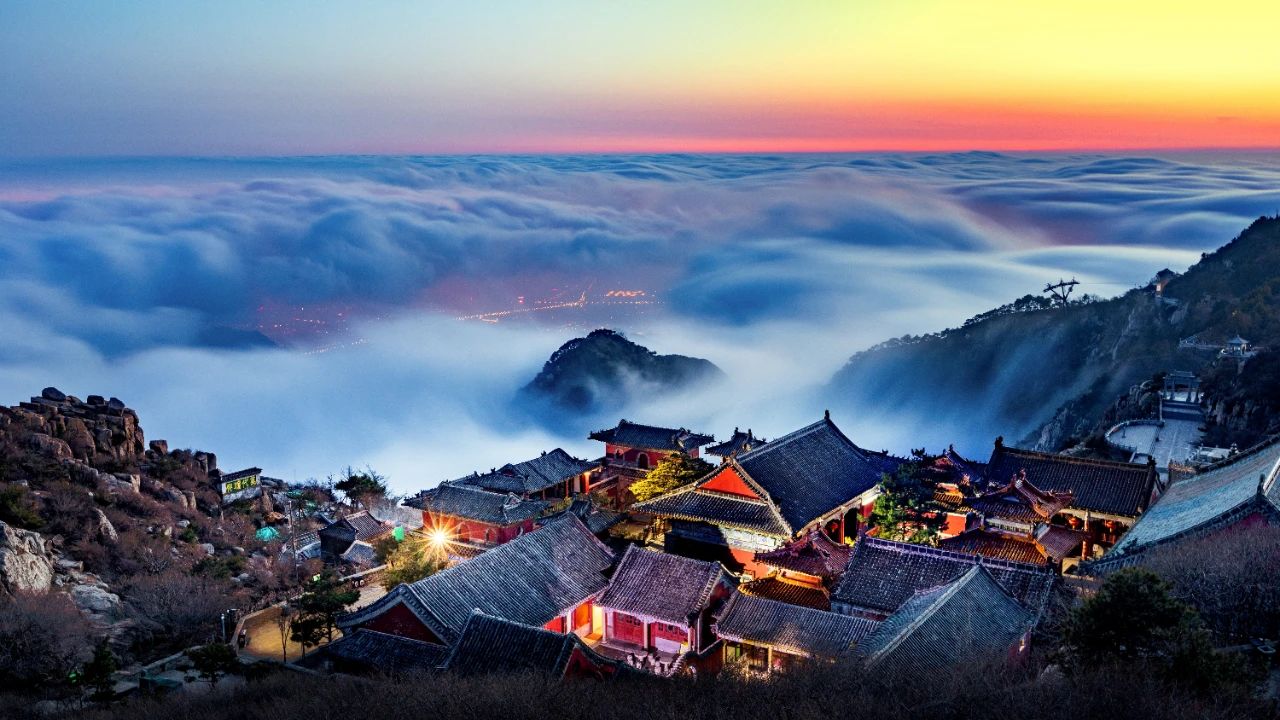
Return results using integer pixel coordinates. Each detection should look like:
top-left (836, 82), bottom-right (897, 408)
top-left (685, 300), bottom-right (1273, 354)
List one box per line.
top-left (4, 1), bottom-right (1279, 156)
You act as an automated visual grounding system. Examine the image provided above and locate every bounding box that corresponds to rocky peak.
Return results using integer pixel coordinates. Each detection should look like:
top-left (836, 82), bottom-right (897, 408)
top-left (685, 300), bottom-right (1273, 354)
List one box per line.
top-left (1, 387), bottom-right (148, 469)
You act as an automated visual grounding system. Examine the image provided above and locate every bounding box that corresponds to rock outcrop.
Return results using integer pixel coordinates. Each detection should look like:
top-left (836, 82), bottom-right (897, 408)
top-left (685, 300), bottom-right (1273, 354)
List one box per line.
top-left (521, 329), bottom-right (725, 417)
top-left (0, 388), bottom-right (148, 469)
top-left (0, 520), bottom-right (56, 595)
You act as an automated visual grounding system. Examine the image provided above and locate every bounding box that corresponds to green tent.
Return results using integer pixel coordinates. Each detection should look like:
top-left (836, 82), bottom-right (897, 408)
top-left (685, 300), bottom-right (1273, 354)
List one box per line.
top-left (255, 526), bottom-right (281, 542)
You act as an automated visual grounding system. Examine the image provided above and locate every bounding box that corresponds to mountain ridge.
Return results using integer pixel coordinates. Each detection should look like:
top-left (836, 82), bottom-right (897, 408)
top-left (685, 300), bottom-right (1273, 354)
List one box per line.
top-left (827, 216), bottom-right (1280, 454)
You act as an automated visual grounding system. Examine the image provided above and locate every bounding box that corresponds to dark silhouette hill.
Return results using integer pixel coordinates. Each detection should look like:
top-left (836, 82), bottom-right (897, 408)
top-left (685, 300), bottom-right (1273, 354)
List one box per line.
top-left (828, 216), bottom-right (1280, 452)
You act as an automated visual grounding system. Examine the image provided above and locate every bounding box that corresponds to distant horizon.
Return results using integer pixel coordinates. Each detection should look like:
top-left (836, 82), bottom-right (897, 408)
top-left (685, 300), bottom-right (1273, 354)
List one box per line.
top-left (6, 146), bottom-right (1280, 162)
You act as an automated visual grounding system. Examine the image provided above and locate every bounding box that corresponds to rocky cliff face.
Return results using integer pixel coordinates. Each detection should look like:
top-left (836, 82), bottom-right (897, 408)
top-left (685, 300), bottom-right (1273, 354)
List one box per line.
top-left (0, 388), bottom-right (147, 470)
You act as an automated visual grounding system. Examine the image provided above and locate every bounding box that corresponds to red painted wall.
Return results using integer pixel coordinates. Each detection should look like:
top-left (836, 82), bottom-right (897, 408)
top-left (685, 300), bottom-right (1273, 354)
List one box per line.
top-left (358, 602), bottom-right (442, 644)
top-left (545, 615), bottom-right (566, 633)
top-left (650, 621), bottom-right (690, 645)
top-left (701, 467), bottom-right (759, 499)
top-left (730, 546), bottom-right (770, 579)
top-left (611, 612), bottom-right (645, 645)
top-left (421, 513), bottom-right (535, 544)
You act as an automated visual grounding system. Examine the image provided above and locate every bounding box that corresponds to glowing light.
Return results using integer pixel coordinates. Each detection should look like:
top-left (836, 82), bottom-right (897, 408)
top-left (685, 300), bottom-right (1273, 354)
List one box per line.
top-left (429, 528), bottom-right (452, 550)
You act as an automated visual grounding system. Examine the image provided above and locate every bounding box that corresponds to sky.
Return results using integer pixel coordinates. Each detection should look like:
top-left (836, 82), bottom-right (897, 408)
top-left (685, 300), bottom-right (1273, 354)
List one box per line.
top-left (2, 4), bottom-right (1279, 492)
top-left (3, 1), bottom-right (1280, 156)
top-left (2, 152), bottom-right (1278, 492)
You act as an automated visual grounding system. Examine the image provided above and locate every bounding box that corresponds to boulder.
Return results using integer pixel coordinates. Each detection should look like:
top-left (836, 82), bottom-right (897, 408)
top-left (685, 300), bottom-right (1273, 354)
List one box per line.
top-left (27, 433), bottom-right (72, 461)
top-left (86, 395), bottom-right (106, 406)
top-left (94, 509), bottom-right (119, 544)
top-left (176, 519), bottom-right (191, 529)
top-left (63, 417), bottom-right (97, 460)
top-left (70, 584), bottom-right (122, 622)
top-left (200, 543), bottom-right (216, 557)
top-left (0, 521), bottom-right (55, 595)
top-left (106, 397), bottom-right (125, 412)
top-left (41, 387), bottom-right (67, 402)
top-left (148, 439), bottom-right (169, 455)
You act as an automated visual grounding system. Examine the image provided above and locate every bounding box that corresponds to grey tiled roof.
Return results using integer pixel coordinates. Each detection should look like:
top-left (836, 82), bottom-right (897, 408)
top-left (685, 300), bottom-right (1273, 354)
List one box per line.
top-left (755, 530), bottom-right (853, 579)
top-left (985, 442), bottom-right (1157, 518)
top-left (706, 428), bottom-right (767, 458)
top-left (339, 514), bottom-right (614, 642)
top-left (323, 629), bottom-right (448, 673)
top-left (635, 415), bottom-right (903, 537)
top-left (732, 416), bottom-right (902, 532)
top-left (456, 449), bottom-right (596, 495)
top-left (634, 487), bottom-right (791, 537)
top-left (831, 536), bottom-right (1055, 617)
top-left (442, 611), bottom-right (630, 678)
top-left (418, 483), bottom-right (550, 526)
top-left (857, 566), bottom-right (1035, 675)
top-left (714, 592), bottom-right (877, 659)
top-left (597, 545), bottom-right (727, 625)
top-left (1098, 435), bottom-right (1280, 565)
top-left (555, 496), bottom-right (623, 534)
top-left (938, 529), bottom-right (1048, 565)
top-left (341, 510), bottom-right (394, 541)
top-left (590, 420), bottom-right (714, 452)
top-left (740, 577), bottom-right (831, 611)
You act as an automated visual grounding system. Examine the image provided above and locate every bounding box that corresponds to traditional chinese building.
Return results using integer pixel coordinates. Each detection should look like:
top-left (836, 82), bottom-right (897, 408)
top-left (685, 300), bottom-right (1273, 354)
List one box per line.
top-left (318, 629), bottom-right (451, 676)
top-left (705, 428), bottom-right (767, 459)
top-left (1090, 435), bottom-right (1280, 573)
top-left (595, 545), bottom-right (732, 661)
top-left (442, 611), bottom-right (635, 681)
top-left (337, 514), bottom-right (614, 645)
top-left (984, 438), bottom-right (1160, 556)
top-left (217, 467), bottom-right (263, 504)
top-left (915, 446), bottom-right (989, 537)
top-left (855, 565), bottom-right (1037, 674)
top-left (635, 413), bottom-right (902, 576)
top-left (943, 471), bottom-right (1086, 570)
top-left (830, 536), bottom-right (1055, 621)
top-left (299, 510), bottom-right (394, 567)
top-left (589, 420), bottom-right (714, 502)
top-left (412, 482), bottom-right (550, 545)
top-left (454, 448), bottom-right (598, 499)
top-left (713, 591), bottom-right (877, 673)
top-left (739, 530), bottom-right (853, 610)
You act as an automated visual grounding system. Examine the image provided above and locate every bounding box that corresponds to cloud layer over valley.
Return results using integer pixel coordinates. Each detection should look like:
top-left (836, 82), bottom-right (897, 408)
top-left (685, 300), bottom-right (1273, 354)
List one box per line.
top-left (1, 152), bottom-right (1276, 492)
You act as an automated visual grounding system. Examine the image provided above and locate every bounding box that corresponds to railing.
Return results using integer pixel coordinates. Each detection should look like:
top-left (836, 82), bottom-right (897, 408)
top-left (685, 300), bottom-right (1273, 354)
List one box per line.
top-left (1103, 419), bottom-right (1162, 456)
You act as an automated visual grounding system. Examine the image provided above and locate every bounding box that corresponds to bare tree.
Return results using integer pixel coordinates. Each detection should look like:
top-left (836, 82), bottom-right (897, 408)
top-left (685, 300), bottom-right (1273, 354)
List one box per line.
top-left (0, 591), bottom-right (92, 691)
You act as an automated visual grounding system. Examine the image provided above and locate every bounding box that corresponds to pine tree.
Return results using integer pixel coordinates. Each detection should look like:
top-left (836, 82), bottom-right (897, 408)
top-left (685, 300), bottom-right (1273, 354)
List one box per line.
top-left (290, 570), bottom-right (359, 651)
top-left (81, 640), bottom-right (118, 700)
top-left (628, 454), bottom-right (713, 503)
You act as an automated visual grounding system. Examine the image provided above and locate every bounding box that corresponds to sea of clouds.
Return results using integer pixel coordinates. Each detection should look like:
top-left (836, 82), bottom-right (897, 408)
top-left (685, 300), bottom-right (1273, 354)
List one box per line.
top-left (1, 152), bottom-right (1277, 493)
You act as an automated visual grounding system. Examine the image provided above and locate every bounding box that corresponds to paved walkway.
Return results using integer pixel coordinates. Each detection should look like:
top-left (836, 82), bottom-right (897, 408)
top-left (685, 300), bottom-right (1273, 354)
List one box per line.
top-left (238, 582), bottom-right (388, 662)
top-left (1107, 399), bottom-right (1204, 475)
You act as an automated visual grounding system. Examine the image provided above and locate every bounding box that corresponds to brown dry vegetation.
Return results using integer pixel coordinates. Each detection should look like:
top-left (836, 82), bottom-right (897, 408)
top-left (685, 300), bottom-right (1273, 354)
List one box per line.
top-left (5, 659), bottom-right (1273, 720)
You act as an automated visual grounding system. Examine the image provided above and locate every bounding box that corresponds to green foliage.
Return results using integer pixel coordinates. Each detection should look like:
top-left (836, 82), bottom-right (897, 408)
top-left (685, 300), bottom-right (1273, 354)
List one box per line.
top-left (1063, 568), bottom-right (1257, 696)
top-left (185, 642), bottom-right (238, 687)
top-left (179, 525), bottom-right (199, 544)
top-left (380, 536), bottom-right (444, 591)
top-left (0, 483), bottom-right (43, 529)
top-left (81, 640), bottom-right (118, 700)
top-left (194, 554), bottom-right (246, 579)
top-left (867, 453), bottom-right (939, 543)
top-left (628, 454), bottom-right (713, 503)
top-left (289, 571), bottom-right (359, 651)
top-left (371, 534), bottom-right (399, 564)
top-left (331, 466), bottom-right (388, 508)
